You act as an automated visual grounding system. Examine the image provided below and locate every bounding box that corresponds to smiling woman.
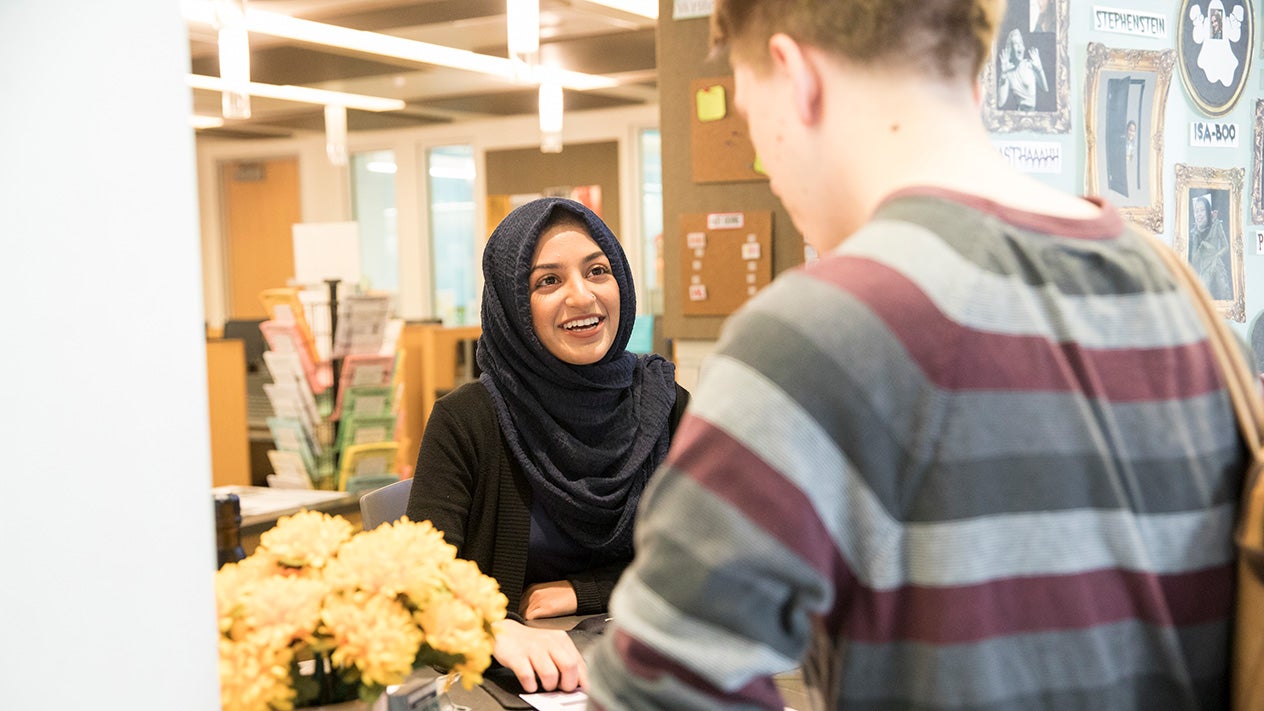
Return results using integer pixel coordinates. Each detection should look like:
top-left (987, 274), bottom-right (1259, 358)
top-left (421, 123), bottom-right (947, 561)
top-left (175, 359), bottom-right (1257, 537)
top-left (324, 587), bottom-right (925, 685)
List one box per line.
top-left (404, 197), bottom-right (690, 695)
top-left (528, 218), bottom-right (621, 365)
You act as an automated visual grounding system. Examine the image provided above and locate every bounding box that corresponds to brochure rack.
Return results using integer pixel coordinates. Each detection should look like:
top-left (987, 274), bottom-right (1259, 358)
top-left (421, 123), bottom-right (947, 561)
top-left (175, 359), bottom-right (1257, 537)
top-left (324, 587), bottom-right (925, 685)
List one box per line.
top-left (258, 282), bottom-right (404, 491)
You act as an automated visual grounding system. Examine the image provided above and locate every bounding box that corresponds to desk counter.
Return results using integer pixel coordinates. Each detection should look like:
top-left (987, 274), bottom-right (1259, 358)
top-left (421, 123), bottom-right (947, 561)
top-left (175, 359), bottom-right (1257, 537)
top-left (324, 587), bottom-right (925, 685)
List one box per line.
top-left (420, 616), bottom-right (808, 710)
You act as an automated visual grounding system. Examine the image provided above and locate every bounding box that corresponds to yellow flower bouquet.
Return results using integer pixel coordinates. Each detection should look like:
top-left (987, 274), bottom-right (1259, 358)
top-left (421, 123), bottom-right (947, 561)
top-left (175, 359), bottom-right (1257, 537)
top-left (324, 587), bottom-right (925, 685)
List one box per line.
top-left (215, 510), bottom-right (507, 711)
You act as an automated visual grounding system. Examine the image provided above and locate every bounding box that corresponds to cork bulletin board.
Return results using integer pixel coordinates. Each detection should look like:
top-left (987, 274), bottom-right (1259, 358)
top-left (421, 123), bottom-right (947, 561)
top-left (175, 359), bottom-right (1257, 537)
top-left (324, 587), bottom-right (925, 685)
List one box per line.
top-left (690, 76), bottom-right (767, 184)
top-left (679, 210), bottom-right (773, 316)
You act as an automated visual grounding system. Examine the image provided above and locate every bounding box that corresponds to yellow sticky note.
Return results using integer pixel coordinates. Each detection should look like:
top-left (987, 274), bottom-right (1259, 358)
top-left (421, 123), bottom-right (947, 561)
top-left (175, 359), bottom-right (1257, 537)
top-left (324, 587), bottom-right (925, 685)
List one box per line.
top-left (753, 154), bottom-right (766, 175)
top-left (696, 84), bottom-right (727, 122)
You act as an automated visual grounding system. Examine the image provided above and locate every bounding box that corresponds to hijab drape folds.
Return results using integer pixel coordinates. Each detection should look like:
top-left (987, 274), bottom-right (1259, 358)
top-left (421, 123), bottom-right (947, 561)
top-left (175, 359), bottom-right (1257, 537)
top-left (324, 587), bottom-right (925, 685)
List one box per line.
top-left (477, 197), bottom-right (677, 558)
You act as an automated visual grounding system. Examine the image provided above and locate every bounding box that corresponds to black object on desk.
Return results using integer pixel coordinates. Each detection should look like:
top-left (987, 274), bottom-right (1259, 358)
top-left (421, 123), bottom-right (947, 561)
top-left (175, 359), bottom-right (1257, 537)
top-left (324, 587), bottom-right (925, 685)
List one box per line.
top-left (214, 493), bottom-right (246, 568)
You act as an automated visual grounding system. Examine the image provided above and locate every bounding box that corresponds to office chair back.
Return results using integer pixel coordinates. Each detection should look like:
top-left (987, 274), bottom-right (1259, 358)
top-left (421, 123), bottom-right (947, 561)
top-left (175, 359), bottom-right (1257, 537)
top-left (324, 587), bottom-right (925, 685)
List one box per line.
top-left (359, 478), bottom-right (413, 529)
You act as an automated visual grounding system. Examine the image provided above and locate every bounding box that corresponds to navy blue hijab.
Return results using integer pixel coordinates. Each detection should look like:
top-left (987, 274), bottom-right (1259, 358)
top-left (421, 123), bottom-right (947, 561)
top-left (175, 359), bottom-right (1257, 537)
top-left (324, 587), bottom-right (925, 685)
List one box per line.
top-left (476, 197), bottom-right (677, 558)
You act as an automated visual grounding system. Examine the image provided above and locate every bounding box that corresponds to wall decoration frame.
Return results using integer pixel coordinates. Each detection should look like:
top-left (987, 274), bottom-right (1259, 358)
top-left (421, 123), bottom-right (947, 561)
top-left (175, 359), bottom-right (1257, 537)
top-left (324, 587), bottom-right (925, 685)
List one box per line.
top-left (982, 0), bottom-right (1070, 132)
top-left (1175, 0), bottom-right (1254, 117)
top-left (1253, 99), bottom-right (1264, 223)
top-left (1084, 43), bottom-right (1176, 233)
top-left (1173, 163), bottom-right (1247, 322)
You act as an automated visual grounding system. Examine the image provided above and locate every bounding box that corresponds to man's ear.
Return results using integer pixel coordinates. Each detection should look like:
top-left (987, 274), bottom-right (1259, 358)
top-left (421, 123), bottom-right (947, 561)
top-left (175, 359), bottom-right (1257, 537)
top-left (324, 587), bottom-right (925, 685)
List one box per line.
top-left (767, 33), bottom-right (822, 125)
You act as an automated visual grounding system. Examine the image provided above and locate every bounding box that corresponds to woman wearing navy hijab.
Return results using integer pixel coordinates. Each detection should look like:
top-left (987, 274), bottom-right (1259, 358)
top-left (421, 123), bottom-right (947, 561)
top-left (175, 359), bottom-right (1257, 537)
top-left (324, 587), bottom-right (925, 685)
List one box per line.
top-left (406, 197), bottom-right (688, 692)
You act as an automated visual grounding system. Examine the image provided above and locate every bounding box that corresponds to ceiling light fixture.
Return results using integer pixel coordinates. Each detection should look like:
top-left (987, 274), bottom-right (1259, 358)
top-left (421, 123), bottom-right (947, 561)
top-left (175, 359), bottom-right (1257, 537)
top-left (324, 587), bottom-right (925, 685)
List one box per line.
top-left (191, 115), bottom-right (226, 129)
top-left (583, 0), bottom-right (658, 19)
top-left (539, 76), bottom-right (564, 153)
top-left (182, 0), bottom-right (618, 91)
top-left (187, 74), bottom-right (406, 112)
top-left (507, 0), bottom-right (540, 82)
top-left (214, 0), bottom-right (251, 118)
top-left (325, 105), bottom-right (348, 167)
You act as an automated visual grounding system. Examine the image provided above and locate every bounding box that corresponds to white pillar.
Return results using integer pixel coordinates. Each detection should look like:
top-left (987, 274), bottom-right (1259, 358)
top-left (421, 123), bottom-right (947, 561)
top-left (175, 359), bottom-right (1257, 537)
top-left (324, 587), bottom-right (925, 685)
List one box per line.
top-left (0, 2), bottom-right (220, 707)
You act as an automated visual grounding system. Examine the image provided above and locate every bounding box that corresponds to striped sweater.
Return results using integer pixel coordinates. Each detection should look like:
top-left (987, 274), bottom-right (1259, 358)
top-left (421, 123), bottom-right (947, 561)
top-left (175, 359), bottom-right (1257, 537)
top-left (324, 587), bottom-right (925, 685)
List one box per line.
top-left (586, 189), bottom-right (1246, 710)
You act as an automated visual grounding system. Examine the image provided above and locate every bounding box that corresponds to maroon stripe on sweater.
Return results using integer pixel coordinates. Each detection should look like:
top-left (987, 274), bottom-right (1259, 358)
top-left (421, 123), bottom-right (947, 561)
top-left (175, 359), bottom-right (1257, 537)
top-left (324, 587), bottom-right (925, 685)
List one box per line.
top-left (668, 415), bottom-right (859, 634)
top-left (803, 257), bottom-right (1222, 401)
top-left (667, 416), bottom-right (846, 583)
top-left (879, 186), bottom-right (1126, 239)
top-left (840, 563), bottom-right (1234, 645)
top-left (611, 628), bottom-right (785, 709)
top-left (672, 416), bottom-right (1233, 645)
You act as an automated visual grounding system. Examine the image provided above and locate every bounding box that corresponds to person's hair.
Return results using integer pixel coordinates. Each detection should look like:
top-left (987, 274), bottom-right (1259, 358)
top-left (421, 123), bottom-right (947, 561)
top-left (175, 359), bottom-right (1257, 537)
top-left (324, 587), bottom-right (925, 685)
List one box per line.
top-left (711, 0), bottom-right (1004, 81)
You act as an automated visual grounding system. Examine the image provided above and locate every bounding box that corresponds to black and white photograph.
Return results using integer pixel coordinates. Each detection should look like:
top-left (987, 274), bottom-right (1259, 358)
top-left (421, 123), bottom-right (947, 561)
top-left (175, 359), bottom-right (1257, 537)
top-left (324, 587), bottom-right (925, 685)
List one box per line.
top-left (1174, 163), bottom-right (1247, 321)
top-left (982, 0), bottom-right (1069, 132)
top-left (1177, 0), bottom-right (1255, 116)
top-left (1084, 44), bottom-right (1176, 233)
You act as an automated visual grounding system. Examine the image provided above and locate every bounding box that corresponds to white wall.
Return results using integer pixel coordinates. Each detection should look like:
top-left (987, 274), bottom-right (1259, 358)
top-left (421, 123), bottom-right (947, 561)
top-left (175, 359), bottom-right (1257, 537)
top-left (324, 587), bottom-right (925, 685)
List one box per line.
top-left (195, 104), bottom-right (660, 328)
top-left (0, 2), bottom-right (220, 707)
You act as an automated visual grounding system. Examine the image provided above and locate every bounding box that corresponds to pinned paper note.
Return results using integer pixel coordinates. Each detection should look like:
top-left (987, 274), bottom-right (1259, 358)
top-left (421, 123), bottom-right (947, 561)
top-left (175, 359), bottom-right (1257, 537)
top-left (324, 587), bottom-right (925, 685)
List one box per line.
top-left (695, 84), bottom-right (727, 122)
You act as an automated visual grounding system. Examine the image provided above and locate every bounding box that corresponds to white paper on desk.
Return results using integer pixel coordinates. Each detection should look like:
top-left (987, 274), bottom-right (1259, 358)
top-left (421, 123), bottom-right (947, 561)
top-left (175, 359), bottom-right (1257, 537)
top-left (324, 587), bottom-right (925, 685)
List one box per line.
top-left (519, 691), bottom-right (588, 711)
top-left (213, 486), bottom-right (347, 517)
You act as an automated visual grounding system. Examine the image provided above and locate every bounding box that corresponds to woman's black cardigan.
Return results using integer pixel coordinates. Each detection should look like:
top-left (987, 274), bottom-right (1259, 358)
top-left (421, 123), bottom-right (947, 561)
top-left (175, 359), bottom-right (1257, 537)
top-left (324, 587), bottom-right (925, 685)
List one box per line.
top-left (405, 380), bottom-right (689, 615)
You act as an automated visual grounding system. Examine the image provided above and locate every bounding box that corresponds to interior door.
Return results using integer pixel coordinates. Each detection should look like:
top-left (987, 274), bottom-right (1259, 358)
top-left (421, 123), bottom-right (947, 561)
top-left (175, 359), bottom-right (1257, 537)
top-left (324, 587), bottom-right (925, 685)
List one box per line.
top-left (221, 157), bottom-right (301, 319)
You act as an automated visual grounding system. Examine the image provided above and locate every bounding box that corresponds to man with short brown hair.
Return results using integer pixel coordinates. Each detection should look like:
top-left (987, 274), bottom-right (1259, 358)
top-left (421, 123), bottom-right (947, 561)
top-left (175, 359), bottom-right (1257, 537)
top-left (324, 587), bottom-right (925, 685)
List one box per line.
top-left (586, 1), bottom-right (1243, 709)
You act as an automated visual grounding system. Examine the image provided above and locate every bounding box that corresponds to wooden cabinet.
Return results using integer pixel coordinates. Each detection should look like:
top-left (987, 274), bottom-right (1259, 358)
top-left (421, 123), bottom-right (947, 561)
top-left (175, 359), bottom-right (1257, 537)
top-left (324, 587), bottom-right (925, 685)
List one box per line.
top-left (396, 323), bottom-right (481, 476)
top-left (206, 339), bottom-right (251, 487)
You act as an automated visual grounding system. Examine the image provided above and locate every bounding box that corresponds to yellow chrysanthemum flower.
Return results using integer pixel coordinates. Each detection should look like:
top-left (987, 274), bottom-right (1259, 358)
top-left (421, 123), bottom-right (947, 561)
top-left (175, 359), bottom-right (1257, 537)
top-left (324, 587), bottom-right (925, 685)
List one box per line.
top-left (257, 510), bottom-right (356, 570)
top-left (322, 518), bottom-right (452, 601)
top-left (415, 597), bottom-right (496, 687)
top-left (214, 511), bottom-right (504, 706)
top-left (219, 636), bottom-right (296, 711)
top-left (322, 591), bottom-right (424, 688)
top-left (442, 557), bottom-right (508, 624)
top-left (237, 575), bottom-right (328, 648)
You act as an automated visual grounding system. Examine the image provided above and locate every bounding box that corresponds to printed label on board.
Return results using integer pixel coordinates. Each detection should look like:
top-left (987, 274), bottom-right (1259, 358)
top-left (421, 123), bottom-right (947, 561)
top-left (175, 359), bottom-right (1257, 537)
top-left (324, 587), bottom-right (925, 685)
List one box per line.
top-left (992, 141), bottom-right (1062, 174)
top-left (1093, 6), bottom-right (1168, 38)
top-left (686, 231), bottom-right (707, 249)
top-left (673, 0), bottom-right (713, 19)
top-left (741, 242), bottom-right (761, 260)
top-left (1190, 121), bottom-right (1240, 148)
top-left (707, 212), bottom-right (745, 229)
top-left (688, 284), bottom-right (709, 301)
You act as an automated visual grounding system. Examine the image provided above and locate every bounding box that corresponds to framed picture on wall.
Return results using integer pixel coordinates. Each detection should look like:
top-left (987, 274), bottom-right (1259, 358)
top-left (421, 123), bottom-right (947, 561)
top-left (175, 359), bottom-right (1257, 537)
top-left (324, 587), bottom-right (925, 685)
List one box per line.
top-left (1253, 99), bottom-right (1264, 223)
top-left (1174, 163), bottom-right (1247, 322)
top-left (1084, 43), bottom-right (1176, 233)
top-left (981, 0), bottom-right (1070, 132)
top-left (1176, 0), bottom-right (1255, 117)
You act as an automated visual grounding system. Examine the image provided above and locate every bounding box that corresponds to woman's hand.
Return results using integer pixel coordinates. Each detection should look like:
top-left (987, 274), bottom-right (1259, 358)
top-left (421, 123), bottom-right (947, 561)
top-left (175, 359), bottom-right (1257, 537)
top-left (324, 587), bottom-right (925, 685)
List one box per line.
top-left (519, 580), bottom-right (579, 619)
top-left (492, 619), bottom-right (587, 693)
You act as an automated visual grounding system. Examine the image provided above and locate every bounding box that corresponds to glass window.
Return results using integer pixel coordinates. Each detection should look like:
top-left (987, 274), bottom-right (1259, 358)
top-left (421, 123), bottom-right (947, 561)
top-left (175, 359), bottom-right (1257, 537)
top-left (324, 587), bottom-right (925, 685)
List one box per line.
top-left (350, 150), bottom-right (398, 292)
top-left (639, 129), bottom-right (663, 314)
top-left (427, 145), bottom-right (477, 324)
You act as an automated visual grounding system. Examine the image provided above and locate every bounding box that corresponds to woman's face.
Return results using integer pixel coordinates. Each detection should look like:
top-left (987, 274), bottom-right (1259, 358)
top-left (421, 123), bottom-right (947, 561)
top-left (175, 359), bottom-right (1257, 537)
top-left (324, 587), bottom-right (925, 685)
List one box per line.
top-left (529, 222), bottom-right (620, 365)
top-left (1194, 198), bottom-right (1209, 230)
